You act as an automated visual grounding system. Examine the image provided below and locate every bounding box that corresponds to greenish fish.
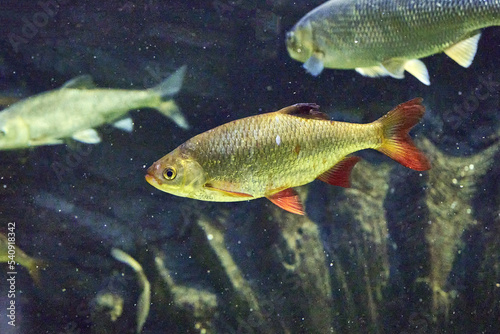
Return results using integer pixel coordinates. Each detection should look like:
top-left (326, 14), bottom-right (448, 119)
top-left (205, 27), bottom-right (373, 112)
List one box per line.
top-left (0, 65), bottom-right (188, 150)
top-left (146, 98), bottom-right (430, 215)
top-left (286, 0), bottom-right (500, 85)
top-left (0, 232), bottom-right (46, 285)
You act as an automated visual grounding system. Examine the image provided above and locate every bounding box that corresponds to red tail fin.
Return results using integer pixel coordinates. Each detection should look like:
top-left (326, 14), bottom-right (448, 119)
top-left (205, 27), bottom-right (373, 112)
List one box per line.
top-left (375, 98), bottom-right (431, 171)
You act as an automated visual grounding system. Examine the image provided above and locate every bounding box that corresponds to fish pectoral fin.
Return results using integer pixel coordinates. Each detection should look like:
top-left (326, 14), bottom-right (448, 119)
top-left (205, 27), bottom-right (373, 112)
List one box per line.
top-left (61, 75), bottom-right (96, 89)
top-left (72, 129), bottom-right (101, 144)
top-left (355, 65), bottom-right (392, 78)
top-left (381, 59), bottom-right (407, 79)
top-left (444, 32), bottom-right (481, 68)
top-left (317, 156), bottom-right (361, 188)
top-left (266, 188), bottom-right (305, 215)
top-left (113, 117), bottom-right (134, 132)
top-left (204, 183), bottom-right (253, 198)
top-left (303, 52), bottom-right (324, 76)
top-left (277, 103), bottom-right (329, 120)
top-left (403, 59), bottom-right (430, 86)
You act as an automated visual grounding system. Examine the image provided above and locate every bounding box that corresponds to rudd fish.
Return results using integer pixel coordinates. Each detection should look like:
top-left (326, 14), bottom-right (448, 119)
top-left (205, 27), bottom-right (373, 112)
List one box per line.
top-left (0, 65), bottom-right (188, 150)
top-left (286, 0), bottom-right (500, 85)
top-left (146, 98), bottom-right (430, 215)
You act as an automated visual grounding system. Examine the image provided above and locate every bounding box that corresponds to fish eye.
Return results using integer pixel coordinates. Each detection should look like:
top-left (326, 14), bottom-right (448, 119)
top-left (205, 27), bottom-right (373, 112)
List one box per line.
top-left (0, 129), bottom-right (5, 138)
top-left (162, 167), bottom-right (176, 180)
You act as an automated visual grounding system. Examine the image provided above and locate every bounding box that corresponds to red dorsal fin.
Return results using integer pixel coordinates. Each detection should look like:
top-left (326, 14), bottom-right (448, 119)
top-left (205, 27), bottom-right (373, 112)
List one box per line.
top-left (276, 103), bottom-right (329, 120)
top-left (317, 156), bottom-right (361, 188)
top-left (266, 188), bottom-right (305, 215)
top-left (204, 183), bottom-right (253, 198)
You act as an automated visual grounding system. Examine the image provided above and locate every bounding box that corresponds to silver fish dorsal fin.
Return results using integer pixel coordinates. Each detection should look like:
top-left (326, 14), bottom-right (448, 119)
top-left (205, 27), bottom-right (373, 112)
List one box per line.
top-left (444, 32), bottom-right (481, 68)
top-left (61, 75), bottom-right (96, 89)
top-left (277, 103), bottom-right (329, 120)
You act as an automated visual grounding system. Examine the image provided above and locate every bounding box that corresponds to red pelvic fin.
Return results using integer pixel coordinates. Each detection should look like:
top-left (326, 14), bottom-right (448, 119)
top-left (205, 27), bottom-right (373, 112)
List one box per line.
top-left (375, 98), bottom-right (431, 171)
top-left (266, 188), bottom-right (305, 215)
top-left (317, 156), bottom-right (361, 188)
top-left (204, 183), bottom-right (253, 198)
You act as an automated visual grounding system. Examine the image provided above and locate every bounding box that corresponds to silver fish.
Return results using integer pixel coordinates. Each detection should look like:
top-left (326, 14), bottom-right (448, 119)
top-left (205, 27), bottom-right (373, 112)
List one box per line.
top-left (286, 0), bottom-right (500, 85)
top-left (0, 65), bottom-right (188, 150)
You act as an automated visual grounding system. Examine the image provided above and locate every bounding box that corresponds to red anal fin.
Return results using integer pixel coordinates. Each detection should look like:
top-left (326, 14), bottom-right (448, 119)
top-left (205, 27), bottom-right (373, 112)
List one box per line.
top-left (276, 103), bottom-right (329, 120)
top-left (317, 156), bottom-right (361, 188)
top-left (266, 188), bottom-right (304, 215)
top-left (204, 183), bottom-right (253, 198)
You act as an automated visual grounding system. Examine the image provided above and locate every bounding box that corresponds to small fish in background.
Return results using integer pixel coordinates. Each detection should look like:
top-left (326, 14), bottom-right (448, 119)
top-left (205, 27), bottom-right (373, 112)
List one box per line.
top-left (111, 248), bottom-right (150, 334)
top-left (286, 0), bottom-right (500, 85)
top-left (0, 65), bottom-right (188, 150)
top-left (0, 233), bottom-right (46, 285)
top-left (146, 98), bottom-right (430, 215)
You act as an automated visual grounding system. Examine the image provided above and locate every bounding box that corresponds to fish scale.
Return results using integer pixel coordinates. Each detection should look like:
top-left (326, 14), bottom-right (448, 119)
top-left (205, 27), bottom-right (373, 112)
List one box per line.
top-left (186, 112), bottom-right (375, 196)
top-left (315, 0), bottom-right (499, 60)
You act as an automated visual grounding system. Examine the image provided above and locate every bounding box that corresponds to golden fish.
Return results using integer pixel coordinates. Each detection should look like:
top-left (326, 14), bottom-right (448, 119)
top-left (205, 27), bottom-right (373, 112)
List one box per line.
top-left (146, 98), bottom-right (430, 214)
top-left (286, 0), bottom-right (500, 85)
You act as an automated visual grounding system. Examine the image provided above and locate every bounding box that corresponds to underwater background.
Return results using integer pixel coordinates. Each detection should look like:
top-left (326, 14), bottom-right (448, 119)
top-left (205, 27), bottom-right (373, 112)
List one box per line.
top-left (0, 0), bottom-right (499, 333)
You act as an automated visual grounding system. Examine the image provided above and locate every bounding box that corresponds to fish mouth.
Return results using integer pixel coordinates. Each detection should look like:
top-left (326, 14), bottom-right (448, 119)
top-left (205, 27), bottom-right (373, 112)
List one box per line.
top-left (145, 171), bottom-right (160, 187)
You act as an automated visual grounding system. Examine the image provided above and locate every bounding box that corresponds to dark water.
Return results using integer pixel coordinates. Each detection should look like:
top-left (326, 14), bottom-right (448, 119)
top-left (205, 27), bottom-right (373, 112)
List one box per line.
top-left (0, 1), bottom-right (499, 333)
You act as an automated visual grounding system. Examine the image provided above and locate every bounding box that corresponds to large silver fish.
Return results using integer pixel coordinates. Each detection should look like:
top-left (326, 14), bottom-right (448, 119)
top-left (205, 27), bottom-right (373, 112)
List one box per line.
top-left (286, 0), bottom-right (500, 85)
top-left (0, 66), bottom-right (188, 150)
